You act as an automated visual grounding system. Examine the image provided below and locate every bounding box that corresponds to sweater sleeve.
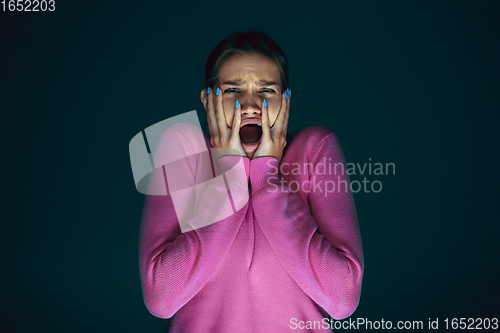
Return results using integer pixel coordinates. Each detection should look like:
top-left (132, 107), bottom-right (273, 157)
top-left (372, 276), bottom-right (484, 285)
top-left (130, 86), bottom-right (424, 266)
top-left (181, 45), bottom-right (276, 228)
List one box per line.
top-left (249, 133), bottom-right (364, 320)
top-left (139, 126), bottom-right (250, 319)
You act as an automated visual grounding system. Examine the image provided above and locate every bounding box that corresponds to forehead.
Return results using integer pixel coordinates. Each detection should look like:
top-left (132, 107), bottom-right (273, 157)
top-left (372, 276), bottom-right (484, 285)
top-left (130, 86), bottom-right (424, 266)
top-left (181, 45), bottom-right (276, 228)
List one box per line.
top-left (218, 53), bottom-right (280, 82)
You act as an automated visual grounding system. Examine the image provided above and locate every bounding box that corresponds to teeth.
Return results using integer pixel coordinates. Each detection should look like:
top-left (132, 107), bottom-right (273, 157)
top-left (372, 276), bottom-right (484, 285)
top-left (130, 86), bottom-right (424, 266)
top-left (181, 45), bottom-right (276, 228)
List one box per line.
top-left (242, 123), bottom-right (261, 127)
top-left (240, 118), bottom-right (263, 128)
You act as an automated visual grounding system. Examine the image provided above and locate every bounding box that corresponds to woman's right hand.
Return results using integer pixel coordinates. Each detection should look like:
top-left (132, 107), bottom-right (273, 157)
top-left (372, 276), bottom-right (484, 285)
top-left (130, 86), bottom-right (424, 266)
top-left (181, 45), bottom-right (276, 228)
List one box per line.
top-left (204, 87), bottom-right (247, 161)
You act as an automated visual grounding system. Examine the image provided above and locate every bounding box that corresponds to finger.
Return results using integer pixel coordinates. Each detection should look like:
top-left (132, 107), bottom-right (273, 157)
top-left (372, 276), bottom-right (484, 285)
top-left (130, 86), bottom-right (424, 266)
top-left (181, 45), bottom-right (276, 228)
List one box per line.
top-left (261, 98), bottom-right (271, 140)
top-left (206, 87), bottom-right (219, 139)
top-left (282, 90), bottom-right (290, 137)
top-left (206, 114), bottom-right (213, 143)
top-left (282, 87), bottom-right (290, 135)
top-left (281, 88), bottom-right (292, 140)
top-left (231, 99), bottom-right (241, 142)
top-left (204, 88), bottom-right (213, 137)
top-left (271, 92), bottom-right (287, 141)
top-left (282, 104), bottom-right (289, 139)
top-left (214, 87), bottom-right (229, 138)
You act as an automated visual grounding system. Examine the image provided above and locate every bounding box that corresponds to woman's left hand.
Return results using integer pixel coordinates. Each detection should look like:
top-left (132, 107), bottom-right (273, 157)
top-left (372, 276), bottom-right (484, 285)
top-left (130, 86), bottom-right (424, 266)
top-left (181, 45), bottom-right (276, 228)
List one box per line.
top-left (253, 89), bottom-right (290, 163)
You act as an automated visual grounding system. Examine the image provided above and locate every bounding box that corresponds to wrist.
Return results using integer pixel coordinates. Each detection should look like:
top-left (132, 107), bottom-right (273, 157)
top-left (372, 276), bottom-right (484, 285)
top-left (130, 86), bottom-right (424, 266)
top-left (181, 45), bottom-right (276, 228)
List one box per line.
top-left (217, 154), bottom-right (250, 183)
top-left (249, 156), bottom-right (281, 195)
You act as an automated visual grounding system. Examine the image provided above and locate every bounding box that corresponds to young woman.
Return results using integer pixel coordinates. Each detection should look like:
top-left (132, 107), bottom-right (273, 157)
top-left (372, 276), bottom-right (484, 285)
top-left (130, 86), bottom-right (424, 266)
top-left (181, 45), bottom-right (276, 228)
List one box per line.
top-left (139, 30), bottom-right (364, 332)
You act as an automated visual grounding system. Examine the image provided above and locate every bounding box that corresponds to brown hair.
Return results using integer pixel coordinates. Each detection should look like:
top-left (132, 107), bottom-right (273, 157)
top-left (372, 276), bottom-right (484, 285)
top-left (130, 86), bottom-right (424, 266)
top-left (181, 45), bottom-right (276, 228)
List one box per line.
top-left (204, 29), bottom-right (289, 93)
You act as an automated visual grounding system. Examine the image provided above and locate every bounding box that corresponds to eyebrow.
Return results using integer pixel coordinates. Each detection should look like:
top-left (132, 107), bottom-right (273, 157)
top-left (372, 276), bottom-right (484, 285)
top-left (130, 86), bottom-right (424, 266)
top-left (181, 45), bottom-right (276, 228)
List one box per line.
top-left (221, 80), bottom-right (279, 87)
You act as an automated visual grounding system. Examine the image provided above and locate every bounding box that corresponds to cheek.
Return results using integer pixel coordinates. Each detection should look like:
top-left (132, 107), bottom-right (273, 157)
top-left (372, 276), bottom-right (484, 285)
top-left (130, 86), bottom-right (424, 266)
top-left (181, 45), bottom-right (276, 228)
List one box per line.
top-left (267, 97), bottom-right (282, 125)
top-left (223, 101), bottom-right (234, 126)
top-left (268, 107), bottom-right (280, 126)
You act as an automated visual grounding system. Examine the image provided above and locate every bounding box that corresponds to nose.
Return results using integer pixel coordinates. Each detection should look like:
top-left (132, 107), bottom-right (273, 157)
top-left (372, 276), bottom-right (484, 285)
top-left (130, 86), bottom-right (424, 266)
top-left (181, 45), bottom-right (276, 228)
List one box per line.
top-left (239, 93), bottom-right (262, 117)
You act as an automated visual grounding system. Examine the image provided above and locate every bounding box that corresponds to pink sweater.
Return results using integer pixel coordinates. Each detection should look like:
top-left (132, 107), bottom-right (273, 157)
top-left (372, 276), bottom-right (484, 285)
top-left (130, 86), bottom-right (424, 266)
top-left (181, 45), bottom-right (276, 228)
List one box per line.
top-left (139, 125), bottom-right (364, 332)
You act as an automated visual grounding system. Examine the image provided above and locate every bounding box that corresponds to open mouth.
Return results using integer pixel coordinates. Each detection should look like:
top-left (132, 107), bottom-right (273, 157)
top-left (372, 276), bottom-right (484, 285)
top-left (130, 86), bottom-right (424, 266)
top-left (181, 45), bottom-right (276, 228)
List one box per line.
top-left (239, 124), bottom-right (262, 145)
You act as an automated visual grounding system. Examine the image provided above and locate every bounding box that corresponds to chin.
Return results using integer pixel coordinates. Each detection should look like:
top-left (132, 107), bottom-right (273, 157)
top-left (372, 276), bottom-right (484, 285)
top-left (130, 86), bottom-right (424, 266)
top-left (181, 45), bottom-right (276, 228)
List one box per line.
top-left (241, 140), bottom-right (260, 160)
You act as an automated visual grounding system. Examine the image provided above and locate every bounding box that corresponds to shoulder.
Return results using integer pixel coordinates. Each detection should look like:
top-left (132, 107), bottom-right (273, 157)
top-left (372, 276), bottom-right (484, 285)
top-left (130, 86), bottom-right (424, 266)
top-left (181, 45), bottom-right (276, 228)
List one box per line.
top-left (160, 123), bottom-right (210, 151)
top-left (288, 126), bottom-right (338, 147)
top-left (283, 126), bottom-right (343, 162)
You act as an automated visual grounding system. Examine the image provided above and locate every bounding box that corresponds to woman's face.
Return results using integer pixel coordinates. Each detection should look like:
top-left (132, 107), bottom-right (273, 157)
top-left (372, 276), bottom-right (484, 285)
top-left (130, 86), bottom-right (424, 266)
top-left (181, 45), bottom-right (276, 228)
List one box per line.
top-left (202, 52), bottom-right (283, 156)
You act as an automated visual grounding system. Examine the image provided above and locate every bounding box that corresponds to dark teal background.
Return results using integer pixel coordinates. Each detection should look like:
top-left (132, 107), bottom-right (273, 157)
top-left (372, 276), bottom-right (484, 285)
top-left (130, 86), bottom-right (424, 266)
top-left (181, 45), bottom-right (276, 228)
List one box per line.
top-left (1, 1), bottom-right (499, 332)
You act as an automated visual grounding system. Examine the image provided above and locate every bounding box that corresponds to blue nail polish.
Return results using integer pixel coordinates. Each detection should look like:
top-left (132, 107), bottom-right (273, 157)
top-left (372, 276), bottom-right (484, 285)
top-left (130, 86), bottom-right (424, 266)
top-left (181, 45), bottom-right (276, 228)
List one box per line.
top-left (235, 100), bottom-right (239, 108)
top-left (287, 88), bottom-right (290, 95)
top-left (216, 87), bottom-right (220, 96)
top-left (207, 87), bottom-right (210, 95)
top-left (264, 99), bottom-right (267, 108)
top-left (285, 91), bottom-right (288, 99)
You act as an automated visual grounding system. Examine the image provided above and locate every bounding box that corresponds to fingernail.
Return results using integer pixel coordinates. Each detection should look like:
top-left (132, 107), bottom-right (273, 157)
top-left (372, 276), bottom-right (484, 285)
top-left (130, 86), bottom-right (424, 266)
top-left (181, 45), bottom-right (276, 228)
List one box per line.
top-left (207, 87), bottom-right (210, 95)
top-left (216, 87), bottom-right (220, 96)
top-left (235, 99), bottom-right (239, 108)
top-left (285, 91), bottom-right (288, 99)
top-left (287, 88), bottom-right (290, 95)
top-left (264, 99), bottom-right (267, 108)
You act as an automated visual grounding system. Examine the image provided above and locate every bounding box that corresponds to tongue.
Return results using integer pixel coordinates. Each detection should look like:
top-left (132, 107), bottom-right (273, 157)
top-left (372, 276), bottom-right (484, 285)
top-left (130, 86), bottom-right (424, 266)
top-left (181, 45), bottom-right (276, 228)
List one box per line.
top-left (240, 124), bottom-right (262, 144)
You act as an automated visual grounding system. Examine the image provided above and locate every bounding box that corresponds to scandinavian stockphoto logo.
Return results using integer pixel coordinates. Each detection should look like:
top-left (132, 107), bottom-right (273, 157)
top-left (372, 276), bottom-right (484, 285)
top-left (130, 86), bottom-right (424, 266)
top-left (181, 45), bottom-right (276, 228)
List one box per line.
top-left (266, 157), bottom-right (396, 195)
top-left (129, 110), bottom-right (249, 233)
